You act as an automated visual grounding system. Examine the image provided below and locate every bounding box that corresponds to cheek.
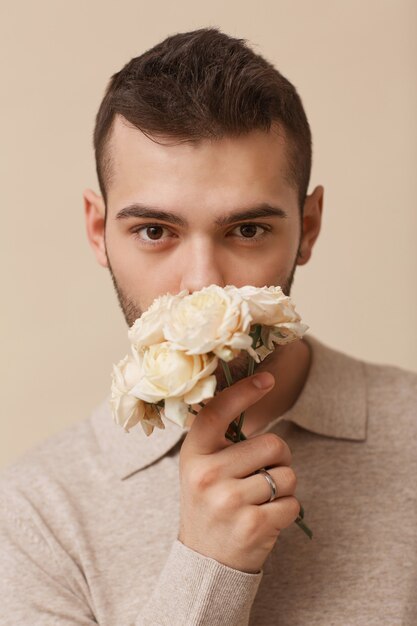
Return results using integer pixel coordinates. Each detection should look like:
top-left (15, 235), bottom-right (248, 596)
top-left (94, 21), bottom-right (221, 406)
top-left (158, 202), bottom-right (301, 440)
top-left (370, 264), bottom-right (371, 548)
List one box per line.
top-left (273, 251), bottom-right (297, 279)
top-left (105, 230), bottom-right (181, 307)
top-left (234, 243), bottom-right (296, 288)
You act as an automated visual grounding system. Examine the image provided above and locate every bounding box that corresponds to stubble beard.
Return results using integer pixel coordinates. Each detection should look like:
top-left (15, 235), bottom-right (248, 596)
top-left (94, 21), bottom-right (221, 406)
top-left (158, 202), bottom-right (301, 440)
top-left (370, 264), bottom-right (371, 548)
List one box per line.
top-left (105, 243), bottom-right (300, 392)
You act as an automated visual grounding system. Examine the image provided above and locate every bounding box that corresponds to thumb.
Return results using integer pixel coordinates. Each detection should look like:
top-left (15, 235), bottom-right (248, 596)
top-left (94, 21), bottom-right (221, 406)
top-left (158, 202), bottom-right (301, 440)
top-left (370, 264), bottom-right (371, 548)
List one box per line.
top-left (184, 372), bottom-right (275, 455)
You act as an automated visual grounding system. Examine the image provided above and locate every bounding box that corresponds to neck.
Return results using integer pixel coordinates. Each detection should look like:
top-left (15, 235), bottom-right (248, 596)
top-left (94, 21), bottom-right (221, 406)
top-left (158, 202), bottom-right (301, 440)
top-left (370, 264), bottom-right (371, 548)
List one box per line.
top-left (242, 338), bottom-right (312, 437)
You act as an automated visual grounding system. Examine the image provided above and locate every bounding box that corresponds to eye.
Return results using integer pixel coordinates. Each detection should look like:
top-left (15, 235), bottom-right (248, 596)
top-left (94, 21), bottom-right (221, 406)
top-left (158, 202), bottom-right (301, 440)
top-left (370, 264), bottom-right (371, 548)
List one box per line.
top-left (230, 223), bottom-right (271, 242)
top-left (130, 222), bottom-right (271, 247)
top-left (131, 224), bottom-right (173, 245)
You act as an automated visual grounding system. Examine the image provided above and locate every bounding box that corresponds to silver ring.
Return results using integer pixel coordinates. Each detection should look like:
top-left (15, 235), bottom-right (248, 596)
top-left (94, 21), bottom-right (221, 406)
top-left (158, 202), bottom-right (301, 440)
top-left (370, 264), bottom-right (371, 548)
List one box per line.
top-left (256, 468), bottom-right (278, 502)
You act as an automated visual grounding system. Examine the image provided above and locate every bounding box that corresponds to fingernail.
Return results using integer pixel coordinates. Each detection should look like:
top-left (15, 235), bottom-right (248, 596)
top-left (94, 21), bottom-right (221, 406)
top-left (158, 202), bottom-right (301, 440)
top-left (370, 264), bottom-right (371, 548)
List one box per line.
top-left (252, 373), bottom-right (274, 389)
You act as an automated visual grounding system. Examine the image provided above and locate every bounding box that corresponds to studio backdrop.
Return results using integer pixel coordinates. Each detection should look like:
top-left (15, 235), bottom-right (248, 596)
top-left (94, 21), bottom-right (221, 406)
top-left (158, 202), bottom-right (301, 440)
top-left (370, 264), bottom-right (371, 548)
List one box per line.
top-left (1, 0), bottom-right (416, 468)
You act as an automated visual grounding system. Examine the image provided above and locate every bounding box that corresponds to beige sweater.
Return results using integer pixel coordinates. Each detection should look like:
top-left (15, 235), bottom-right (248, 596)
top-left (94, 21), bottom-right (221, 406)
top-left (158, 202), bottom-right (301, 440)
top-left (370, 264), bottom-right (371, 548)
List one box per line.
top-left (0, 334), bottom-right (416, 625)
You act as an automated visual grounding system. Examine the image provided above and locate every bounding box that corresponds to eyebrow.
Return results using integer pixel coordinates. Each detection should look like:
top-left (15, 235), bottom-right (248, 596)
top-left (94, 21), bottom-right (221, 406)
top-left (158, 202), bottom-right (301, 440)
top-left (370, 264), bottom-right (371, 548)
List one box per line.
top-left (115, 203), bottom-right (288, 226)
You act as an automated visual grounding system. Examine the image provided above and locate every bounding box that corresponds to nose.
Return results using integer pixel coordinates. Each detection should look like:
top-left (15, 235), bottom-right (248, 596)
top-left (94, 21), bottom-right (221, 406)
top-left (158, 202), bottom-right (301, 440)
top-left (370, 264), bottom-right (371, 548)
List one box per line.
top-left (178, 236), bottom-right (226, 293)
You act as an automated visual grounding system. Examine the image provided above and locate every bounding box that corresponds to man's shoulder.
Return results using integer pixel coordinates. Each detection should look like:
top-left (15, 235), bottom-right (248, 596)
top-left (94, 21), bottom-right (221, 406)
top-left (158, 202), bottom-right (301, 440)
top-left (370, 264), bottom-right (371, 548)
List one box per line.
top-left (310, 334), bottom-right (417, 392)
top-left (362, 357), bottom-right (417, 427)
top-left (305, 335), bottom-right (417, 438)
top-left (326, 340), bottom-right (417, 429)
top-left (360, 352), bottom-right (417, 397)
top-left (0, 403), bottom-right (105, 503)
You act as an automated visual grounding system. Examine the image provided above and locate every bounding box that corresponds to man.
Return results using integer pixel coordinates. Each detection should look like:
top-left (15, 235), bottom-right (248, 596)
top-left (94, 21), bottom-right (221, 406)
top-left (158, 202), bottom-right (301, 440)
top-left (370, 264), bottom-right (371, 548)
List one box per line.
top-left (1, 27), bottom-right (416, 626)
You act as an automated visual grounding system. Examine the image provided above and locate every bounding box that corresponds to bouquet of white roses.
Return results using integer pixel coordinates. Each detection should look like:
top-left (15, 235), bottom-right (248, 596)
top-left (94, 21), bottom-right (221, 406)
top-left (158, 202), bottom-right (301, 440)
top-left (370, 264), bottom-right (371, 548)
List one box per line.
top-left (110, 284), bottom-right (312, 538)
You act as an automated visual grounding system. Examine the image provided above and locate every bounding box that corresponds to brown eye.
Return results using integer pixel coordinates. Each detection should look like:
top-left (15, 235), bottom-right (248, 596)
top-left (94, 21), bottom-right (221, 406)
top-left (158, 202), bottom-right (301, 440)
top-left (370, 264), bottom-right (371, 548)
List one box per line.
top-left (145, 226), bottom-right (164, 240)
top-left (228, 223), bottom-right (271, 244)
top-left (131, 224), bottom-right (172, 245)
top-left (239, 224), bottom-right (258, 238)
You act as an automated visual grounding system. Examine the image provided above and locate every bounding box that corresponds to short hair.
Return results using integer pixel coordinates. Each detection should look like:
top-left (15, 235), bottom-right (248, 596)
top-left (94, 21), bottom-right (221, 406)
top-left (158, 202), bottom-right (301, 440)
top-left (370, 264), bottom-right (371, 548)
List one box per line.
top-left (93, 27), bottom-right (312, 213)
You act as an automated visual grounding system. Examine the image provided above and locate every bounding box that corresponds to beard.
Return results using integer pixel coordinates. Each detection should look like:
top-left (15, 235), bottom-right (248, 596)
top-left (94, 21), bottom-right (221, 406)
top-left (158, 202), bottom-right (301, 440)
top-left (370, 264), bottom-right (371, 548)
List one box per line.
top-left (105, 240), bottom-right (301, 391)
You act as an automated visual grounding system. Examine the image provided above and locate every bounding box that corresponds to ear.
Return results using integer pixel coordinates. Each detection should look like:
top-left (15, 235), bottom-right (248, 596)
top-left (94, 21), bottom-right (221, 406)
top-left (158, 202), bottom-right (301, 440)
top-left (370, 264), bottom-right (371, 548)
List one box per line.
top-left (83, 188), bottom-right (108, 268)
top-left (297, 185), bottom-right (324, 266)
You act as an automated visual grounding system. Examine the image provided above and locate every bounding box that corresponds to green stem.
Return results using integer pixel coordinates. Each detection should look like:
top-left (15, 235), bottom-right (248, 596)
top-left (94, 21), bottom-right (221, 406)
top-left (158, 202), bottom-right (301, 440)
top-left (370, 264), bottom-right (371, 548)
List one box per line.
top-left (295, 517), bottom-right (313, 539)
top-left (220, 360), bottom-right (234, 387)
top-left (235, 412), bottom-right (245, 441)
top-left (221, 360), bottom-right (241, 442)
top-left (248, 358), bottom-right (255, 377)
top-left (235, 325), bottom-right (260, 441)
top-left (228, 419), bottom-right (247, 441)
top-left (251, 323), bottom-right (263, 347)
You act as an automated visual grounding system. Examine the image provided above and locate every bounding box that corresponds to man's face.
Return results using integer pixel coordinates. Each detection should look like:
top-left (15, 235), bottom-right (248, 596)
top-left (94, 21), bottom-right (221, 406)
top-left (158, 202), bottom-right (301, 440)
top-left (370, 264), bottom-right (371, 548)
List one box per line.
top-left (93, 115), bottom-right (307, 388)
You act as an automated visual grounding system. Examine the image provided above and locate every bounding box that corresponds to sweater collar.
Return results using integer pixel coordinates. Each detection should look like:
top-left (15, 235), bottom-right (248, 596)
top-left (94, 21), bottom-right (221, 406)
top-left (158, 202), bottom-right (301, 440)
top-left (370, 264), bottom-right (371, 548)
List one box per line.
top-left (91, 334), bottom-right (368, 480)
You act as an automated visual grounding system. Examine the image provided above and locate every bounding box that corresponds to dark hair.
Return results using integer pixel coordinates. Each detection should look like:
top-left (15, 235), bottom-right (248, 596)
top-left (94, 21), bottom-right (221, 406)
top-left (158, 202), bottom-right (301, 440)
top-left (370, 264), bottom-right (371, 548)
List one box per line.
top-left (93, 27), bottom-right (312, 212)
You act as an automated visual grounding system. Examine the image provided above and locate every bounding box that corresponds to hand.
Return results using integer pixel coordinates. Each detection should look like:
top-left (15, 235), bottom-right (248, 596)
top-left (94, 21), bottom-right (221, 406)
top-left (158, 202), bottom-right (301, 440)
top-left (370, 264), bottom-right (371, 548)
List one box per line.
top-left (178, 372), bottom-right (300, 574)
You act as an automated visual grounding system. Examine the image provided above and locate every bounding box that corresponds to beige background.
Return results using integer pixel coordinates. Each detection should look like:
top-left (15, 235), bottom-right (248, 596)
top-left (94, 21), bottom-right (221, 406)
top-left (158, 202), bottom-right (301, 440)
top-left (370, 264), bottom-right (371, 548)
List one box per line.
top-left (1, 0), bottom-right (416, 469)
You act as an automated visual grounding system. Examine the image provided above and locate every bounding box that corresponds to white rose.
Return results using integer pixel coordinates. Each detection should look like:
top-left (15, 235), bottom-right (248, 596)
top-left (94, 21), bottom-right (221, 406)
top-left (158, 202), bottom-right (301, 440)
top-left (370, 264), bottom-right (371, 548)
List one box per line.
top-left (163, 284), bottom-right (253, 362)
top-left (130, 341), bottom-right (218, 427)
top-left (110, 353), bottom-right (165, 435)
top-left (226, 284), bottom-right (298, 326)
top-left (227, 285), bottom-right (308, 352)
top-left (128, 290), bottom-right (189, 349)
top-left (140, 403), bottom-right (166, 437)
top-left (261, 320), bottom-right (309, 349)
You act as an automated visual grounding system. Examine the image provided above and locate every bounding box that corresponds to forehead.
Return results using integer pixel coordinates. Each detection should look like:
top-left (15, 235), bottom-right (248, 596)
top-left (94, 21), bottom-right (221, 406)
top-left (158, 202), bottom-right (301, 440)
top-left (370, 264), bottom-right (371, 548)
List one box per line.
top-left (105, 115), bottom-right (295, 211)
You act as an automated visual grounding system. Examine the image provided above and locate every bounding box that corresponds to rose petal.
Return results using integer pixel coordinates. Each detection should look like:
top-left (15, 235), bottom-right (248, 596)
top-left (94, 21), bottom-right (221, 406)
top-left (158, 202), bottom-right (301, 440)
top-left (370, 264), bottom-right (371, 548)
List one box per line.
top-left (163, 397), bottom-right (190, 428)
top-left (183, 375), bottom-right (217, 404)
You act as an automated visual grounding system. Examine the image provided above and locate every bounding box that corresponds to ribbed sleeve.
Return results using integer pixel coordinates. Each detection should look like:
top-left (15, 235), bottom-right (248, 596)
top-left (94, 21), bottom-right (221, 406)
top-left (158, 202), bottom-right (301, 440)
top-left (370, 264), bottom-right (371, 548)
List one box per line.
top-left (136, 540), bottom-right (263, 625)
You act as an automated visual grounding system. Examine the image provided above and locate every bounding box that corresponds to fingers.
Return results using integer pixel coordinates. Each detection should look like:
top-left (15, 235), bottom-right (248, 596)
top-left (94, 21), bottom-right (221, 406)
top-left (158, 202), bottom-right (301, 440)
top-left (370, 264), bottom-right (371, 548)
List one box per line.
top-left (259, 496), bottom-right (301, 530)
top-left (215, 432), bottom-right (292, 478)
top-left (235, 495), bottom-right (301, 545)
top-left (238, 465), bottom-right (297, 506)
top-left (184, 372), bottom-right (275, 455)
top-left (256, 496), bottom-right (301, 532)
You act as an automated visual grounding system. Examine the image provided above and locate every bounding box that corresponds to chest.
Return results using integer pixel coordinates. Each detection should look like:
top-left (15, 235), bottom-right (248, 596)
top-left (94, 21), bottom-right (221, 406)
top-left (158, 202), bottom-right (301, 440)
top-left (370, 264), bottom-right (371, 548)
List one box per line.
top-left (83, 427), bottom-right (417, 625)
